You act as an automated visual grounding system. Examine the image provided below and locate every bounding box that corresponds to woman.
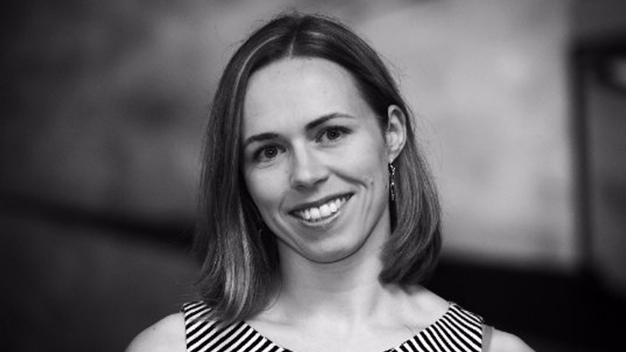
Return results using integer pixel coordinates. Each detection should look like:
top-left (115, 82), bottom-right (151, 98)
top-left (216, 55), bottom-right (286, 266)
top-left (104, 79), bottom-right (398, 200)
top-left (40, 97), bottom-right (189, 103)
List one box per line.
top-left (127, 13), bottom-right (534, 352)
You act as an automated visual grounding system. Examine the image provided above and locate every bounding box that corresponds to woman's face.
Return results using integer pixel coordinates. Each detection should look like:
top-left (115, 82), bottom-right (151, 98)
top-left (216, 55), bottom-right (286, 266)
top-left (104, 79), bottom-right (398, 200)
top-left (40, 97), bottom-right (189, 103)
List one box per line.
top-left (241, 57), bottom-right (405, 264)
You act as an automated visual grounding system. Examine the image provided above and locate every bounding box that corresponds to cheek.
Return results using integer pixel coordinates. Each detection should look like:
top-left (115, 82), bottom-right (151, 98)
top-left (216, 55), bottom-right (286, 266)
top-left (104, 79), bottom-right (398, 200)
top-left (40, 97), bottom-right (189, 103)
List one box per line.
top-left (336, 156), bottom-right (388, 200)
top-left (245, 170), bottom-right (285, 213)
top-left (342, 143), bottom-right (388, 186)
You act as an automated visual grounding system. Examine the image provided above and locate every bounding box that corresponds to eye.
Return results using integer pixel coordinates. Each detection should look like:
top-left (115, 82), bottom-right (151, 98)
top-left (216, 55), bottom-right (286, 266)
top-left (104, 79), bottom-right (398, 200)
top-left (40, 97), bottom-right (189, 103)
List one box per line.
top-left (253, 144), bottom-right (284, 163)
top-left (318, 126), bottom-right (351, 143)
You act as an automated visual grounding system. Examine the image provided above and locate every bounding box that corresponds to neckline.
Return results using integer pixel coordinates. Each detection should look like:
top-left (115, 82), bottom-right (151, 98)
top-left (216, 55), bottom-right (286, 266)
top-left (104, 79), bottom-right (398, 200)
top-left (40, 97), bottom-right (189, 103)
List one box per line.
top-left (241, 301), bottom-right (457, 352)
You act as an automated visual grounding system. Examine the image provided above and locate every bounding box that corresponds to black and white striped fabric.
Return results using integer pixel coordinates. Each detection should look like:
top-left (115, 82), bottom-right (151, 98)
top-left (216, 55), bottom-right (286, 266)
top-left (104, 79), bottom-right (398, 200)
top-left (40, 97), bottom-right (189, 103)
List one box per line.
top-left (182, 300), bottom-right (484, 352)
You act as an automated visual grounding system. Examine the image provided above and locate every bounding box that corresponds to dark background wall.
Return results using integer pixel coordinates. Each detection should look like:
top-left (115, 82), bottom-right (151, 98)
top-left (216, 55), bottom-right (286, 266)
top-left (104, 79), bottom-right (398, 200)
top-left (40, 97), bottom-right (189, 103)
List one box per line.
top-left (2, 1), bottom-right (626, 351)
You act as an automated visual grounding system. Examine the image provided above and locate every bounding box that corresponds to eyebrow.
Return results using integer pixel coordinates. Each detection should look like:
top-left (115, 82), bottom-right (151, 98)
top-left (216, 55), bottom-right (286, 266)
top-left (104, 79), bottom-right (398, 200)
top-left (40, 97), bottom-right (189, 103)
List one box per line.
top-left (242, 132), bottom-right (280, 149)
top-left (242, 112), bottom-right (354, 149)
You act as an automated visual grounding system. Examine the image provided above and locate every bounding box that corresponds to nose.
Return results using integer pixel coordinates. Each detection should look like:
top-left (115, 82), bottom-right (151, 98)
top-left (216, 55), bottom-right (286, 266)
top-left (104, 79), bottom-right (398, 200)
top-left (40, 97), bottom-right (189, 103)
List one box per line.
top-left (289, 146), bottom-right (328, 190)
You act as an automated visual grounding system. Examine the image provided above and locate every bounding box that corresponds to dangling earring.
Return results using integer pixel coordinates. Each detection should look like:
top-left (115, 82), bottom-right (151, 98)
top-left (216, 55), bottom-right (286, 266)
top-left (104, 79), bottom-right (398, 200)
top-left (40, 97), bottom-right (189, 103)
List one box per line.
top-left (388, 163), bottom-right (396, 202)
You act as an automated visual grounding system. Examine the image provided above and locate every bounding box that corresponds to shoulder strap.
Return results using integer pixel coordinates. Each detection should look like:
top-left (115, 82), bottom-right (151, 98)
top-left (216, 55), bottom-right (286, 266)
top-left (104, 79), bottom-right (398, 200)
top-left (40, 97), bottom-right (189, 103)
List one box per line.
top-left (180, 301), bottom-right (279, 352)
top-left (181, 301), bottom-right (214, 352)
top-left (436, 303), bottom-right (484, 352)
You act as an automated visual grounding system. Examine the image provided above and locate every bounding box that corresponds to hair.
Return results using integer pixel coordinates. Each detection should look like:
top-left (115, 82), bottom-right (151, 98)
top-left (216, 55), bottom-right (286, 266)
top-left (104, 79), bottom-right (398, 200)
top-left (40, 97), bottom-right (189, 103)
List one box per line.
top-left (194, 12), bottom-right (442, 326)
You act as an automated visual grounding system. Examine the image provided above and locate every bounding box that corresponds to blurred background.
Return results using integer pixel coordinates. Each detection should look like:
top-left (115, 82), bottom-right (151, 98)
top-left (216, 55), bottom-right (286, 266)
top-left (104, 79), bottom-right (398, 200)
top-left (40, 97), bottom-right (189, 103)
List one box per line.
top-left (2, 0), bottom-right (625, 351)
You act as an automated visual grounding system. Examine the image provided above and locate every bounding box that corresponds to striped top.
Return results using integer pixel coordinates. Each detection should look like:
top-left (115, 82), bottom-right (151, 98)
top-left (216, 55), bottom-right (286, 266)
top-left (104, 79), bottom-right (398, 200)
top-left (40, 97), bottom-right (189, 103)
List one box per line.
top-left (182, 300), bottom-right (485, 352)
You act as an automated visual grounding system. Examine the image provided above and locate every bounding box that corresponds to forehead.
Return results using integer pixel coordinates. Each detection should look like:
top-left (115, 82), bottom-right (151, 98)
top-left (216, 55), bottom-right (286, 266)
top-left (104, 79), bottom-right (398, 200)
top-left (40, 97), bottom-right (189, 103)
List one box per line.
top-left (246, 57), bottom-right (358, 102)
top-left (242, 58), bottom-right (371, 134)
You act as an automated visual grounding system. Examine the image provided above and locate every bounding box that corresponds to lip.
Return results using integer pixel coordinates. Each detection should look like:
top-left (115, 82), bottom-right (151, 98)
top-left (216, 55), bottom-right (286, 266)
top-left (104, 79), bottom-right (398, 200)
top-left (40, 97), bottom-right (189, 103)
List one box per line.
top-left (288, 192), bottom-right (354, 214)
top-left (287, 192), bottom-right (353, 228)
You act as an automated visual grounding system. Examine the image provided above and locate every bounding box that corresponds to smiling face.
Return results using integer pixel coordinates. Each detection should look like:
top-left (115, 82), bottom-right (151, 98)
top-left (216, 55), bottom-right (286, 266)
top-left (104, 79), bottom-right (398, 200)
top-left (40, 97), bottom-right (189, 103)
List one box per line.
top-left (241, 58), bottom-right (405, 265)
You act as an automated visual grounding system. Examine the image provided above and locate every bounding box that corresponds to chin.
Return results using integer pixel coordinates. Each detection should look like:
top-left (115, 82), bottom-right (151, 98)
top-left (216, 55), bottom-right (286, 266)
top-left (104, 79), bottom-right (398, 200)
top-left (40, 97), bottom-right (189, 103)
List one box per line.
top-left (299, 240), bottom-right (367, 264)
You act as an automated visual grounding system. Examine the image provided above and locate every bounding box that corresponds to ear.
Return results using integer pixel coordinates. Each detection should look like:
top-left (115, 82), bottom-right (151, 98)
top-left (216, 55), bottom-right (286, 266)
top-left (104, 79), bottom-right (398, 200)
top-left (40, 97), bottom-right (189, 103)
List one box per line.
top-left (385, 105), bottom-right (407, 163)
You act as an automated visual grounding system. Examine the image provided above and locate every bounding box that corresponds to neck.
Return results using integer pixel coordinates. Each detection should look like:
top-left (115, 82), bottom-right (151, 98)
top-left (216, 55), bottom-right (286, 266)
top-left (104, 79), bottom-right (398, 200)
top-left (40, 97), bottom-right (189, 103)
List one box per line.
top-left (271, 236), bottom-right (392, 325)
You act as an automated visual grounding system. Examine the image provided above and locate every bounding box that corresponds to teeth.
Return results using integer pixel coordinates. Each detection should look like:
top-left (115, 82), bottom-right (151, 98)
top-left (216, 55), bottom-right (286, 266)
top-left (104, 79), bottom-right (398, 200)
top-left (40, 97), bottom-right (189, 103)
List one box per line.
top-left (310, 208), bottom-right (321, 220)
top-left (319, 204), bottom-right (331, 217)
top-left (295, 196), bottom-right (348, 222)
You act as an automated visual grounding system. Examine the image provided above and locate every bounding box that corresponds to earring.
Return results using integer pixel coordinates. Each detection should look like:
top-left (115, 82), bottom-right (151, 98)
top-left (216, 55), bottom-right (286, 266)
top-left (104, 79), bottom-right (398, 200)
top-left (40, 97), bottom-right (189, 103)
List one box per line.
top-left (388, 163), bottom-right (396, 202)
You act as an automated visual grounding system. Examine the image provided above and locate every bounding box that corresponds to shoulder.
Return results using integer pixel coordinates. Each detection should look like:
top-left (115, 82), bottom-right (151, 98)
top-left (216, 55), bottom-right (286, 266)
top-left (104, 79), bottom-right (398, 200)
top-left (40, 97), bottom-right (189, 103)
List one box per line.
top-left (393, 286), bottom-right (451, 328)
top-left (486, 328), bottom-right (535, 352)
top-left (125, 313), bottom-right (186, 352)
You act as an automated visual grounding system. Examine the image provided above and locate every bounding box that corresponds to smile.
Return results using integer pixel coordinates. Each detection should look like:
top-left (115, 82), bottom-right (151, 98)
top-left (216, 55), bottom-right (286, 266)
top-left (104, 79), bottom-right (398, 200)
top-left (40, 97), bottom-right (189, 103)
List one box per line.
top-left (290, 194), bottom-right (352, 223)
